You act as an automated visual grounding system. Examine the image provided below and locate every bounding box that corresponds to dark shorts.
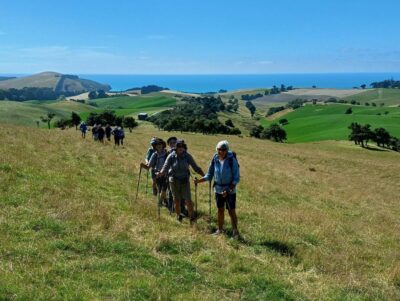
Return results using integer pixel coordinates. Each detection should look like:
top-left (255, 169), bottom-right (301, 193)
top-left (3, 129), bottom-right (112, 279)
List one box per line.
top-left (216, 193), bottom-right (236, 210)
top-left (156, 177), bottom-right (168, 192)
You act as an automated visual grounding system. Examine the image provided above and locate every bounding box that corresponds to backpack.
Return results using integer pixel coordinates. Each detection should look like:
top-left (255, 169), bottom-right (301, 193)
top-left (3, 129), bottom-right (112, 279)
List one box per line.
top-left (212, 151), bottom-right (239, 171)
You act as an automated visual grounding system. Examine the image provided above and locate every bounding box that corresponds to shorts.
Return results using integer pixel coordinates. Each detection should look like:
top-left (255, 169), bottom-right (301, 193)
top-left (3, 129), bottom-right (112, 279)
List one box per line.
top-left (216, 193), bottom-right (236, 210)
top-left (156, 177), bottom-right (168, 192)
top-left (170, 180), bottom-right (191, 201)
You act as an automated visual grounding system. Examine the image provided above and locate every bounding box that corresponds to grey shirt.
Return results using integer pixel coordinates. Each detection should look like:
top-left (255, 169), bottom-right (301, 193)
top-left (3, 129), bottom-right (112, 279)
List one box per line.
top-left (160, 151), bottom-right (202, 182)
top-left (148, 150), bottom-right (168, 172)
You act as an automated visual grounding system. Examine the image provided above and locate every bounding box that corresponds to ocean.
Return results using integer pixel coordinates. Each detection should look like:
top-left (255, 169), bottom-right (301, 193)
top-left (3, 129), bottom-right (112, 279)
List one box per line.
top-left (79, 73), bottom-right (400, 93)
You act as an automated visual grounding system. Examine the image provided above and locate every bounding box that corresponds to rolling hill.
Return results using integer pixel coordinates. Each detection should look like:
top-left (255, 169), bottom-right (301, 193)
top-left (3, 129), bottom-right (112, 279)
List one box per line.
top-left (0, 72), bottom-right (111, 95)
top-left (0, 123), bottom-right (399, 300)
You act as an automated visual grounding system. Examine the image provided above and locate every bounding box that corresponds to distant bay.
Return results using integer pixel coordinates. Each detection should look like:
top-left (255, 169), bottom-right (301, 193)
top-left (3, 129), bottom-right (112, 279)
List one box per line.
top-left (79, 73), bottom-right (400, 93)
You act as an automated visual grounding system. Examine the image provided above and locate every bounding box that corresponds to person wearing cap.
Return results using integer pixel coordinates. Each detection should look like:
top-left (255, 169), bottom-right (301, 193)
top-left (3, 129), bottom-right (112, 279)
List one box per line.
top-left (157, 139), bottom-right (205, 223)
top-left (140, 139), bottom-right (168, 205)
top-left (194, 140), bottom-right (240, 238)
top-left (79, 122), bottom-right (87, 138)
top-left (145, 137), bottom-right (159, 195)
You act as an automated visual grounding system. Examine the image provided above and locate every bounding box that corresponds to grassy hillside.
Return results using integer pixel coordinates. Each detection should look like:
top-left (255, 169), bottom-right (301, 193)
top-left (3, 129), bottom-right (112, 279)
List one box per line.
top-left (343, 88), bottom-right (400, 106)
top-left (260, 104), bottom-right (400, 143)
top-left (0, 124), bottom-right (399, 300)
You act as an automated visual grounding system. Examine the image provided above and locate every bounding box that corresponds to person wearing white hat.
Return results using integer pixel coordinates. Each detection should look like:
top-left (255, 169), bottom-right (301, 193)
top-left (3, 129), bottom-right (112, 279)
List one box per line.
top-left (195, 140), bottom-right (240, 238)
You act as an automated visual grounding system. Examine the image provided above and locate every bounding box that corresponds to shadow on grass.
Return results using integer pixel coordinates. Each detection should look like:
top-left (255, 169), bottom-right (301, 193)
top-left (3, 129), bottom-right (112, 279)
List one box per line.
top-left (364, 146), bottom-right (389, 152)
top-left (258, 240), bottom-right (296, 257)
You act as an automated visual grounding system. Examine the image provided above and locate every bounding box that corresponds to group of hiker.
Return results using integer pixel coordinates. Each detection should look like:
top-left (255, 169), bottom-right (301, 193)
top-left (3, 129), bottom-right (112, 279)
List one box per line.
top-left (79, 122), bottom-right (125, 146)
top-left (139, 136), bottom-right (240, 238)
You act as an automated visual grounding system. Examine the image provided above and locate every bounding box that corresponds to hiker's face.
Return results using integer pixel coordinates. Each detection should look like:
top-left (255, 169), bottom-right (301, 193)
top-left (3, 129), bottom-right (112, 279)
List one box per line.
top-left (168, 140), bottom-right (176, 149)
top-left (156, 144), bottom-right (163, 151)
top-left (217, 148), bottom-right (227, 159)
top-left (176, 145), bottom-right (184, 155)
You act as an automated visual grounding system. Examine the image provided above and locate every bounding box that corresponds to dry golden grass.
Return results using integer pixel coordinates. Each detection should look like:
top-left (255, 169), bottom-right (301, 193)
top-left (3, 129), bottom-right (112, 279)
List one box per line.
top-left (0, 123), bottom-right (399, 300)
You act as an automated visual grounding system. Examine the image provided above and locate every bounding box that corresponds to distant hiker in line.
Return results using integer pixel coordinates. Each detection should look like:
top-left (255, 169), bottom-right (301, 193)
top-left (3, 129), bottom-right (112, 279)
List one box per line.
top-left (166, 136), bottom-right (188, 216)
top-left (140, 139), bottom-right (169, 206)
top-left (97, 124), bottom-right (105, 144)
top-left (145, 137), bottom-right (159, 196)
top-left (157, 139), bottom-right (205, 224)
top-left (79, 122), bottom-right (87, 138)
top-left (105, 124), bottom-right (112, 141)
top-left (92, 124), bottom-right (99, 141)
top-left (119, 127), bottom-right (125, 146)
top-left (194, 140), bottom-right (240, 237)
top-left (112, 126), bottom-right (123, 146)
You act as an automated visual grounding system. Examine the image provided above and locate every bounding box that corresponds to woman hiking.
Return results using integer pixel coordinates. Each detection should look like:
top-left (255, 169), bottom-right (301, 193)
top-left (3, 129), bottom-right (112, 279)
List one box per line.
top-left (145, 137), bottom-right (159, 196)
top-left (140, 139), bottom-right (169, 206)
top-left (157, 139), bottom-right (204, 224)
top-left (194, 140), bottom-right (240, 238)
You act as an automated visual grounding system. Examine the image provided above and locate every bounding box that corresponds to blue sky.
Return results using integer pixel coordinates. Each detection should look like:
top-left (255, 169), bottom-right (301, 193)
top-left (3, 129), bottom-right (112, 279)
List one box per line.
top-left (1, 0), bottom-right (400, 74)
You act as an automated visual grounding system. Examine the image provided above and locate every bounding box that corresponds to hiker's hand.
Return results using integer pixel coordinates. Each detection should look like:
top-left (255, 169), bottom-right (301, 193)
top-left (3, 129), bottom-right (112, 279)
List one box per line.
top-left (194, 178), bottom-right (200, 185)
top-left (229, 184), bottom-right (235, 191)
top-left (222, 190), bottom-right (228, 198)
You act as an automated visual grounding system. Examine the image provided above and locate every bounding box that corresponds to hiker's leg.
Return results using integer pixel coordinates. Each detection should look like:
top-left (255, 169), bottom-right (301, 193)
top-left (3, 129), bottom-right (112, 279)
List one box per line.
top-left (228, 209), bottom-right (238, 231)
top-left (218, 208), bottom-right (225, 231)
top-left (185, 200), bottom-right (194, 219)
top-left (174, 199), bottom-right (181, 216)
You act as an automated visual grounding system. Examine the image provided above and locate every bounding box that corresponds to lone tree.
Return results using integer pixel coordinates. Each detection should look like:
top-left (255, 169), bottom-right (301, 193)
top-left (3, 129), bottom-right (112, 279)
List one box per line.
top-left (345, 107), bottom-right (353, 114)
top-left (71, 112), bottom-right (81, 130)
top-left (360, 84), bottom-right (367, 89)
top-left (348, 122), bottom-right (373, 147)
top-left (279, 118), bottom-right (288, 125)
top-left (250, 125), bottom-right (264, 138)
top-left (225, 119), bottom-right (234, 127)
top-left (40, 113), bottom-right (56, 129)
top-left (262, 124), bottom-right (287, 142)
top-left (123, 116), bottom-right (138, 132)
top-left (245, 101), bottom-right (256, 117)
top-left (373, 128), bottom-right (391, 148)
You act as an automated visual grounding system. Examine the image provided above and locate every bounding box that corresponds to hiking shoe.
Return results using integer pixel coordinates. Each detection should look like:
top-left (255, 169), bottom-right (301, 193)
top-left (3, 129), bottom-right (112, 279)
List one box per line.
top-left (152, 188), bottom-right (158, 196)
top-left (232, 230), bottom-right (240, 239)
top-left (190, 217), bottom-right (197, 226)
top-left (176, 215), bottom-right (183, 223)
top-left (212, 229), bottom-right (224, 236)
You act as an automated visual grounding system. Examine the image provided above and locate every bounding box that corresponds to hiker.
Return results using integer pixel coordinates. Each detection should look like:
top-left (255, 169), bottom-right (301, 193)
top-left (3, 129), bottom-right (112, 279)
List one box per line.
top-left (112, 126), bottom-right (121, 146)
top-left (157, 139), bottom-right (205, 223)
top-left (97, 124), bottom-right (105, 143)
top-left (166, 136), bottom-right (188, 216)
top-left (119, 127), bottom-right (125, 146)
top-left (145, 137), bottom-right (158, 195)
top-left (79, 122), bottom-right (87, 138)
top-left (140, 139), bottom-right (168, 206)
top-left (194, 140), bottom-right (240, 237)
top-left (92, 124), bottom-right (99, 141)
top-left (105, 124), bottom-right (112, 141)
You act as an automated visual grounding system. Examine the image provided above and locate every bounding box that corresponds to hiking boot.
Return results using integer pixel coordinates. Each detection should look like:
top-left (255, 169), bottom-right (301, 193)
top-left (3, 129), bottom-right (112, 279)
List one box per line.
top-left (212, 229), bottom-right (224, 236)
top-left (190, 217), bottom-right (197, 226)
top-left (176, 215), bottom-right (183, 223)
top-left (152, 188), bottom-right (158, 196)
top-left (232, 229), bottom-right (240, 239)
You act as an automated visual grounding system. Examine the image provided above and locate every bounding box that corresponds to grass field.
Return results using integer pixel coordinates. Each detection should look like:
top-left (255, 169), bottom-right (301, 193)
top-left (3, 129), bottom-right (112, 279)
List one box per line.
top-left (260, 104), bottom-right (400, 143)
top-left (343, 88), bottom-right (400, 106)
top-left (0, 124), bottom-right (399, 300)
top-left (0, 94), bottom-right (177, 128)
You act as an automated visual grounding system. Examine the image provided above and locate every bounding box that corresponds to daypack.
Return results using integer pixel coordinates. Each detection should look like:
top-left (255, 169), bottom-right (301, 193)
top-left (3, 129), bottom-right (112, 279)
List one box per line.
top-left (212, 151), bottom-right (239, 171)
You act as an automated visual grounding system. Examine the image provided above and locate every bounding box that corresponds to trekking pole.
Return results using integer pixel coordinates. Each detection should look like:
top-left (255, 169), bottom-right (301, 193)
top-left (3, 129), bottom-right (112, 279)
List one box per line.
top-left (194, 177), bottom-right (198, 219)
top-left (134, 166), bottom-right (142, 204)
top-left (157, 188), bottom-right (161, 221)
top-left (145, 170), bottom-right (149, 196)
top-left (208, 181), bottom-right (212, 224)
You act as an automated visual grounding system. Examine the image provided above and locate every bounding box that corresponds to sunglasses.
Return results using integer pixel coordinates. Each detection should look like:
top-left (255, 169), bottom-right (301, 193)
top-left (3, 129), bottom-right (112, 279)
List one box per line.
top-left (217, 148), bottom-right (227, 151)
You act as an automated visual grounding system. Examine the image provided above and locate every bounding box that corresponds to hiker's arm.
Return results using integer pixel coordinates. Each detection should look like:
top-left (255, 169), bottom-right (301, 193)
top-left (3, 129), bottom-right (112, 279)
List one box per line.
top-left (231, 157), bottom-right (240, 187)
top-left (188, 154), bottom-right (205, 177)
top-left (157, 154), bottom-right (171, 177)
top-left (140, 162), bottom-right (150, 170)
top-left (194, 159), bottom-right (213, 184)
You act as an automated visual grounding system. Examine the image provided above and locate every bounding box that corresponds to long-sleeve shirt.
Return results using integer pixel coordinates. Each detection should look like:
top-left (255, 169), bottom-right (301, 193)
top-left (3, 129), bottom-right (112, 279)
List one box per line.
top-left (148, 150), bottom-right (168, 172)
top-left (145, 148), bottom-right (155, 163)
top-left (203, 151), bottom-right (240, 194)
top-left (160, 151), bottom-right (203, 182)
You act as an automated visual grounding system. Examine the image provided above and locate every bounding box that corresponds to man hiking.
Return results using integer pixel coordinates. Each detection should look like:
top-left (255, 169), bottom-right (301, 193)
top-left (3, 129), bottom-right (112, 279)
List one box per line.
top-left (105, 124), bottom-right (112, 141)
top-left (166, 136), bottom-right (188, 216)
top-left (157, 139), bottom-right (204, 224)
top-left (194, 140), bottom-right (240, 238)
top-left (79, 122), bottom-right (87, 138)
top-left (97, 124), bottom-right (105, 144)
top-left (140, 139), bottom-right (169, 207)
top-left (145, 138), bottom-right (158, 196)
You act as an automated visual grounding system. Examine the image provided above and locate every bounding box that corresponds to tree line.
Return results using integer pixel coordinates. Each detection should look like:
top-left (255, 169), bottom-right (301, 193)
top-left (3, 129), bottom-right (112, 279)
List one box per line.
top-left (148, 96), bottom-right (242, 135)
top-left (0, 87), bottom-right (79, 101)
top-left (348, 123), bottom-right (399, 151)
top-left (250, 124), bottom-right (287, 142)
top-left (370, 79), bottom-right (400, 89)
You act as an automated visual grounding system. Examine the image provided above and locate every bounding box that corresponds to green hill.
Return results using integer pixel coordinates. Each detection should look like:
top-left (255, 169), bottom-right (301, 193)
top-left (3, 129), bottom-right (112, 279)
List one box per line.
top-left (260, 104), bottom-right (400, 143)
top-left (0, 124), bottom-right (399, 300)
top-left (343, 88), bottom-right (400, 106)
top-left (0, 72), bottom-right (111, 95)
